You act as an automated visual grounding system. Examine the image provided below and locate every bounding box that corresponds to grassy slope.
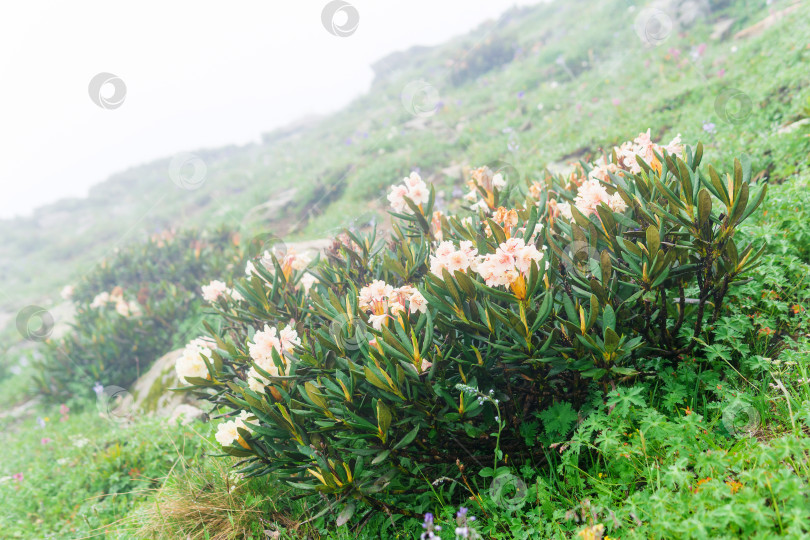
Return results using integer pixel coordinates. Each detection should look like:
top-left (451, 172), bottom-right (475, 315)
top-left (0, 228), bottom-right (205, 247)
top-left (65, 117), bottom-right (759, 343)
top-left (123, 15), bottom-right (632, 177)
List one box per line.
top-left (1, 0), bottom-right (810, 538)
top-left (2, 0), bottom-right (807, 314)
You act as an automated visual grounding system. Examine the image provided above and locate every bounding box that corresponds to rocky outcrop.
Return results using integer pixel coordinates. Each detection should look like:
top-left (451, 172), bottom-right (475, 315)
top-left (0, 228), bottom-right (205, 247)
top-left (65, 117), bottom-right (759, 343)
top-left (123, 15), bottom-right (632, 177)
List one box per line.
top-left (119, 348), bottom-right (207, 423)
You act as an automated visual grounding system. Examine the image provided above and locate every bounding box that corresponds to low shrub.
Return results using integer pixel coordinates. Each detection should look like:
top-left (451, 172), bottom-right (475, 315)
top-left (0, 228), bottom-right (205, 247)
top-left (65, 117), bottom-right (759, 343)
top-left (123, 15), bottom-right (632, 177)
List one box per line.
top-left (178, 132), bottom-right (766, 525)
top-left (34, 228), bottom-right (242, 403)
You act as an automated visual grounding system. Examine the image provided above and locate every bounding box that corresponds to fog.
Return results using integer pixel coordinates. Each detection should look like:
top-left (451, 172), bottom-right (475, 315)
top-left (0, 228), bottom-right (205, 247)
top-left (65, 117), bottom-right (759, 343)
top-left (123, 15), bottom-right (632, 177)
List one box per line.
top-left (0, 0), bottom-right (542, 219)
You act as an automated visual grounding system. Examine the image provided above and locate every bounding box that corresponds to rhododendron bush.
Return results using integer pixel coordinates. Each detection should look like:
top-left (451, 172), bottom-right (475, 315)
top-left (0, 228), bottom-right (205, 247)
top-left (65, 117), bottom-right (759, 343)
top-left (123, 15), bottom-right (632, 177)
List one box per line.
top-left (180, 133), bottom-right (766, 516)
top-left (36, 228), bottom-right (242, 401)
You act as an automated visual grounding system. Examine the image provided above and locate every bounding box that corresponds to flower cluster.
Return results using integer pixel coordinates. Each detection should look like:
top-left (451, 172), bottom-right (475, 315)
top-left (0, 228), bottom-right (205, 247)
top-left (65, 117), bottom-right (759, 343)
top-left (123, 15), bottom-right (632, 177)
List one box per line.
top-left (89, 287), bottom-right (142, 317)
top-left (429, 241), bottom-right (479, 277)
top-left (246, 323), bottom-right (300, 392)
top-left (432, 237), bottom-right (546, 296)
top-left (614, 129), bottom-right (682, 175)
top-left (246, 246), bottom-right (311, 282)
top-left (214, 410), bottom-right (253, 449)
top-left (420, 513), bottom-right (442, 540)
top-left (201, 279), bottom-right (243, 303)
top-left (454, 507), bottom-right (481, 539)
top-left (464, 166), bottom-right (507, 213)
top-left (538, 130), bottom-right (682, 222)
top-left (60, 285), bottom-right (74, 301)
top-left (556, 179), bottom-right (628, 220)
top-left (358, 280), bottom-right (428, 330)
top-left (387, 172), bottom-right (430, 214)
top-left (175, 337), bottom-right (215, 385)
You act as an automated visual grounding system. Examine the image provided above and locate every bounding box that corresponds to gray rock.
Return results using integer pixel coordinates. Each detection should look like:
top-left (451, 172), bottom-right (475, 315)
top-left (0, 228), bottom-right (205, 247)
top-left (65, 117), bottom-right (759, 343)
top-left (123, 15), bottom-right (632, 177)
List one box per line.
top-left (711, 18), bottom-right (735, 41)
top-left (777, 118), bottom-right (810, 135)
top-left (168, 404), bottom-right (207, 425)
top-left (119, 348), bottom-right (206, 418)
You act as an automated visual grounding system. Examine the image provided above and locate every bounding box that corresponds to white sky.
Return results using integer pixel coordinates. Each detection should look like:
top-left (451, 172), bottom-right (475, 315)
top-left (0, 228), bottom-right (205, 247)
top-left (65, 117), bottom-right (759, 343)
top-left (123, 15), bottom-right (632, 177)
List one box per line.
top-left (0, 0), bottom-right (542, 219)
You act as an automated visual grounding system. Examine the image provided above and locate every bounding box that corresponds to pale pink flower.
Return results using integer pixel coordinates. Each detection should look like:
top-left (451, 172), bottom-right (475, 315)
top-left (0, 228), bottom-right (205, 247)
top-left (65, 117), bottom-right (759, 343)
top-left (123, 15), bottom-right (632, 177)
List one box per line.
top-left (409, 290), bottom-right (428, 314)
top-left (201, 280), bottom-right (229, 303)
top-left (60, 285), bottom-right (74, 301)
top-left (515, 244), bottom-right (543, 274)
top-left (557, 202), bottom-right (573, 221)
top-left (299, 273), bottom-right (318, 293)
top-left (389, 301), bottom-right (406, 316)
top-left (114, 300), bottom-right (131, 317)
top-left (407, 182), bottom-right (430, 206)
top-left (608, 192), bottom-right (628, 213)
top-left (368, 313), bottom-right (389, 331)
top-left (435, 241), bottom-right (456, 258)
top-left (278, 326), bottom-right (301, 353)
top-left (90, 292), bottom-right (110, 309)
top-left (574, 179), bottom-right (610, 217)
top-left (446, 250), bottom-right (472, 274)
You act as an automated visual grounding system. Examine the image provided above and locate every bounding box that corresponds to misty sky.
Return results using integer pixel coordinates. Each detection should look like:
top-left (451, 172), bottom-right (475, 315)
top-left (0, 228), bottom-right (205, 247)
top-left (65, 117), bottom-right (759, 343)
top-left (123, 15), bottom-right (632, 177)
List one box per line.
top-left (0, 0), bottom-right (542, 219)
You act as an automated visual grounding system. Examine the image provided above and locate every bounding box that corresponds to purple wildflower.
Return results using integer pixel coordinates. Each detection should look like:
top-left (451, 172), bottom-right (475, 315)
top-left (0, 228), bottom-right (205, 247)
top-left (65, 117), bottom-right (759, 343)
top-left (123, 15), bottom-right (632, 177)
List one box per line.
top-left (420, 512), bottom-right (442, 540)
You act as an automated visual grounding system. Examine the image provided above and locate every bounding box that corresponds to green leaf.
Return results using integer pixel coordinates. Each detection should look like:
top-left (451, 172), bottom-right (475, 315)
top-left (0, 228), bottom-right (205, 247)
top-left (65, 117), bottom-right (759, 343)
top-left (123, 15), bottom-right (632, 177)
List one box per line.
top-left (604, 327), bottom-right (620, 353)
top-left (392, 425), bottom-right (419, 450)
top-left (337, 500), bottom-right (356, 527)
top-left (645, 225), bottom-right (660, 259)
top-left (602, 304), bottom-right (616, 331)
top-left (539, 402), bottom-right (578, 438)
top-left (376, 400), bottom-right (392, 443)
top-left (697, 188), bottom-right (712, 228)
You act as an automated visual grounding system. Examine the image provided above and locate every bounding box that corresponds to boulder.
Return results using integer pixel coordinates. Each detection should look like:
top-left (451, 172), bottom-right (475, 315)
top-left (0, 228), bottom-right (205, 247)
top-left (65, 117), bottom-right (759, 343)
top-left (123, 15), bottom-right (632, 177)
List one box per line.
top-left (776, 118), bottom-right (810, 136)
top-left (169, 404), bottom-right (207, 425)
top-left (710, 18), bottom-right (735, 41)
top-left (119, 348), bottom-right (206, 418)
top-left (734, 3), bottom-right (801, 40)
